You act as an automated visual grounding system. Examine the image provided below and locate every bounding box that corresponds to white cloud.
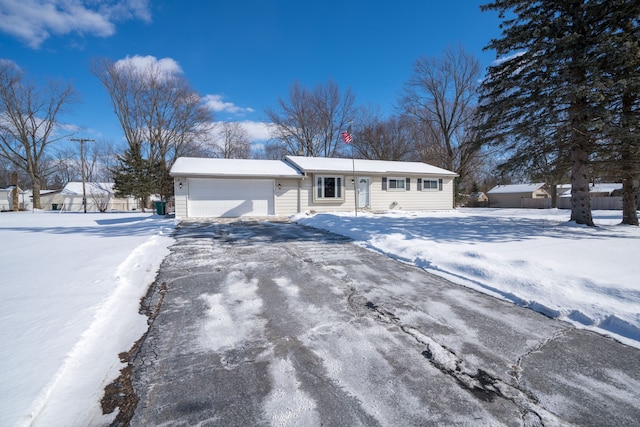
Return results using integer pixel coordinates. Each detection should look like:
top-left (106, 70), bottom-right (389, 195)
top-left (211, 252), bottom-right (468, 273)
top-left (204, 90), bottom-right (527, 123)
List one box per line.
top-left (203, 94), bottom-right (255, 115)
top-left (211, 120), bottom-right (273, 142)
top-left (238, 120), bottom-right (272, 141)
top-left (114, 55), bottom-right (183, 77)
top-left (0, 0), bottom-right (151, 49)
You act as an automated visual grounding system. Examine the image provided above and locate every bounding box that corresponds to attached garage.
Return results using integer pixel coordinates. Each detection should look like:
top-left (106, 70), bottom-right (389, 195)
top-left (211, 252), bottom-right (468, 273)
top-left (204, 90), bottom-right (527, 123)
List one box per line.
top-left (187, 178), bottom-right (274, 217)
top-left (171, 157), bottom-right (303, 218)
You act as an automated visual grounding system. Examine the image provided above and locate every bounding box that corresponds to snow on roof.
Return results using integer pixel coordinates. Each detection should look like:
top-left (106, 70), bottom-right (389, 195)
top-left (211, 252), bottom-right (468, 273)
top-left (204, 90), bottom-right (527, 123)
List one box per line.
top-left (62, 182), bottom-right (114, 195)
top-left (285, 156), bottom-right (458, 176)
top-left (558, 183), bottom-right (623, 197)
top-left (589, 183), bottom-right (622, 194)
top-left (170, 157), bottom-right (303, 178)
top-left (487, 183), bottom-right (546, 194)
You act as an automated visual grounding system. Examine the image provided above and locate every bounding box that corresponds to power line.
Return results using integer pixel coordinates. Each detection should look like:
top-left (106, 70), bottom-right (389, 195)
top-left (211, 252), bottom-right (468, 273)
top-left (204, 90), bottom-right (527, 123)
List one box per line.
top-left (70, 138), bottom-right (95, 213)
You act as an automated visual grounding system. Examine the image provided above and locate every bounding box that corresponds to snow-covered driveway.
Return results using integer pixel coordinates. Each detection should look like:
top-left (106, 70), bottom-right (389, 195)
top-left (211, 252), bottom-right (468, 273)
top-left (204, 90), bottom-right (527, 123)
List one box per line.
top-left (124, 220), bottom-right (640, 426)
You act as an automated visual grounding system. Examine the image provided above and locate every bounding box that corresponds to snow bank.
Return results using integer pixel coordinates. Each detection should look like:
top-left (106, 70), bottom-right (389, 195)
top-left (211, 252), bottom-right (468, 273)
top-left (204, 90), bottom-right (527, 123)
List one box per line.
top-left (295, 208), bottom-right (640, 349)
top-left (0, 211), bottom-right (175, 427)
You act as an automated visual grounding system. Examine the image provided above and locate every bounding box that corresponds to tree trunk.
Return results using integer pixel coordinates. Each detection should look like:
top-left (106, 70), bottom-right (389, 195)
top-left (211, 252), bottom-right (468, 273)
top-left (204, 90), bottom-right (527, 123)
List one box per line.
top-left (568, 62), bottom-right (594, 226)
top-left (31, 177), bottom-right (42, 210)
top-left (620, 91), bottom-right (639, 225)
top-left (549, 182), bottom-right (558, 209)
top-left (11, 172), bottom-right (19, 211)
top-left (569, 142), bottom-right (594, 226)
top-left (621, 178), bottom-right (639, 225)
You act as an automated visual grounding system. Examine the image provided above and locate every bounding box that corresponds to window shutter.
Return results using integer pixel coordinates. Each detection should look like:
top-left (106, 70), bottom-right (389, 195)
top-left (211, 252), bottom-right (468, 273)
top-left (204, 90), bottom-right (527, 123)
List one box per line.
top-left (438, 178), bottom-right (443, 191)
top-left (417, 178), bottom-right (422, 191)
top-left (382, 177), bottom-right (387, 190)
top-left (406, 178), bottom-right (410, 191)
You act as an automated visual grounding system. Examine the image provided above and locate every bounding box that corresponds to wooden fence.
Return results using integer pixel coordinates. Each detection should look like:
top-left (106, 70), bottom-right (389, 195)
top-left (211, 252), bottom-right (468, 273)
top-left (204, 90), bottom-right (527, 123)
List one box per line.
top-left (557, 196), bottom-right (623, 210)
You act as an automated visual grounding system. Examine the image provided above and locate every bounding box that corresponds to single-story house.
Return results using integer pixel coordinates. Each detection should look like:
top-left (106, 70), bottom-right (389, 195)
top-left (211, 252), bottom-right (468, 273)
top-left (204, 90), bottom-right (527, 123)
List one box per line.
top-left (170, 156), bottom-right (458, 218)
top-left (1, 186), bottom-right (17, 211)
top-left (40, 190), bottom-right (64, 211)
top-left (487, 183), bottom-right (551, 208)
top-left (0, 186), bottom-right (32, 211)
top-left (60, 182), bottom-right (140, 212)
top-left (464, 191), bottom-right (489, 207)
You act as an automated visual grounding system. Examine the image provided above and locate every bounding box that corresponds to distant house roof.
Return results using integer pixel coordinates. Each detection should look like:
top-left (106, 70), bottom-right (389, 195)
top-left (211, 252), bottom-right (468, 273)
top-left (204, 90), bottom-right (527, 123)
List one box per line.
top-left (285, 156), bottom-right (458, 176)
top-left (588, 183), bottom-right (622, 195)
top-left (487, 183), bottom-right (546, 194)
top-left (62, 182), bottom-right (114, 196)
top-left (170, 157), bottom-right (303, 178)
top-left (558, 183), bottom-right (622, 197)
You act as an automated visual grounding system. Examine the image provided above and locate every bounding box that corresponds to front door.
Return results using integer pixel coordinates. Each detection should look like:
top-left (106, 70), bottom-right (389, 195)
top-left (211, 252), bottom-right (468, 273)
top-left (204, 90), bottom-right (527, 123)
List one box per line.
top-left (358, 177), bottom-right (370, 208)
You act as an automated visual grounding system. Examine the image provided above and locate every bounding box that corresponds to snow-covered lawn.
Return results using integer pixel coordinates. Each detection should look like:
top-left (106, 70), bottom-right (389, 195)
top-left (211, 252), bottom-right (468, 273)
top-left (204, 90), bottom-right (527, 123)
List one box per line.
top-left (0, 211), bottom-right (175, 427)
top-left (296, 208), bottom-right (640, 350)
top-left (1, 208), bottom-right (638, 426)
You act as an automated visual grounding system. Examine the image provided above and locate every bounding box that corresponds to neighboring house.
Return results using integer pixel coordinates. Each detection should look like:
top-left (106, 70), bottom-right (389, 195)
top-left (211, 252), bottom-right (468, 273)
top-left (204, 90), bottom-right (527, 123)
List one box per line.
top-left (0, 186), bottom-right (32, 211)
top-left (557, 183), bottom-right (624, 210)
top-left (465, 191), bottom-right (489, 207)
top-left (0, 186), bottom-right (17, 211)
top-left (40, 190), bottom-right (64, 211)
top-left (60, 182), bottom-right (140, 212)
top-left (170, 156), bottom-right (458, 218)
top-left (487, 183), bottom-right (551, 208)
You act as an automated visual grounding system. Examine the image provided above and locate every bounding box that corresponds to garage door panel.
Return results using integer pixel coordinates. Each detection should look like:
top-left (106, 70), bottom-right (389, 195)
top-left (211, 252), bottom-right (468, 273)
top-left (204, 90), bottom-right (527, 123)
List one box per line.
top-left (187, 178), bottom-right (273, 217)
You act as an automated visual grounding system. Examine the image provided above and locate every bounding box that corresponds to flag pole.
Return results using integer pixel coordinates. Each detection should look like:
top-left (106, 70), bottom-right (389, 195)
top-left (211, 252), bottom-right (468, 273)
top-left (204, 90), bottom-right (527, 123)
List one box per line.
top-left (341, 125), bottom-right (357, 217)
top-left (352, 141), bottom-right (357, 217)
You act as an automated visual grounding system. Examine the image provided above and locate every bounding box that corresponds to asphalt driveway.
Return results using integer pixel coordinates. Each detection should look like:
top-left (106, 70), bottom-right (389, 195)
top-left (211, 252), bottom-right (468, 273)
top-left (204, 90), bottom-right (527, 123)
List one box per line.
top-left (123, 220), bottom-right (640, 426)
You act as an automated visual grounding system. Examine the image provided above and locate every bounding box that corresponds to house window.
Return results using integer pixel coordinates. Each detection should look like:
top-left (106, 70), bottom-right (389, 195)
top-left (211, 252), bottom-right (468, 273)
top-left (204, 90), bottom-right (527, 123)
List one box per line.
top-left (386, 177), bottom-right (406, 191)
top-left (419, 178), bottom-right (444, 191)
top-left (316, 176), bottom-right (343, 199)
top-left (422, 179), bottom-right (439, 190)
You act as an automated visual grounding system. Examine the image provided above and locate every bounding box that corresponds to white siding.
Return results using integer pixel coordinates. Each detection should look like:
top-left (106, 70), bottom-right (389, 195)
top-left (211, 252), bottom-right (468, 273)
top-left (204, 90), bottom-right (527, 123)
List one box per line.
top-left (370, 176), bottom-right (454, 211)
top-left (174, 178), bottom-right (188, 217)
top-left (273, 178), bottom-right (302, 215)
top-left (298, 174), bottom-right (455, 213)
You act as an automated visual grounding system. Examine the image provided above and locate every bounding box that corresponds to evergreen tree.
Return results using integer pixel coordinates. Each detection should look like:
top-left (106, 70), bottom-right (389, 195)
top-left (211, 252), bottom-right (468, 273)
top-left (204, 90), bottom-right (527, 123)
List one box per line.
top-left (477, 0), bottom-right (607, 226)
top-left (111, 144), bottom-right (156, 211)
top-left (592, 0), bottom-right (640, 225)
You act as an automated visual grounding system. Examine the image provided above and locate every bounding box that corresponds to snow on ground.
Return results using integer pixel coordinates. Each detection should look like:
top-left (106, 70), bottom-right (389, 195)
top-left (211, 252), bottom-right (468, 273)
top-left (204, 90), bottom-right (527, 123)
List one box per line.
top-left (295, 208), bottom-right (640, 349)
top-left (0, 211), bottom-right (175, 427)
top-left (1, 207), bottom-right (639, 426)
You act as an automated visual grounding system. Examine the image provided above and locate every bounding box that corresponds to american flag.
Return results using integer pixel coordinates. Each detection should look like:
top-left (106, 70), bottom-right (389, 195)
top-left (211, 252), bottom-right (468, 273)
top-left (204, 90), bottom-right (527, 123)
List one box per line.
top-left (341, 130), bottom-right (352, 144)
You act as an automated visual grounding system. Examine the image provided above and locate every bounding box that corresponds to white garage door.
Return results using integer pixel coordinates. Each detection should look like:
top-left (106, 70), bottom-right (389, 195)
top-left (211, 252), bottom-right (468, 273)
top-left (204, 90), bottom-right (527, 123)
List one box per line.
top-left (187, 178), bottom-right (274, 217)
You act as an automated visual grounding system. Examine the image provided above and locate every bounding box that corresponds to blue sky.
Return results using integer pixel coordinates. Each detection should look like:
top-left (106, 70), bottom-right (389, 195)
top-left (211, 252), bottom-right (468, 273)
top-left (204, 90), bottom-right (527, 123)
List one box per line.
top-left (0, 0), bottom-right (503, 146)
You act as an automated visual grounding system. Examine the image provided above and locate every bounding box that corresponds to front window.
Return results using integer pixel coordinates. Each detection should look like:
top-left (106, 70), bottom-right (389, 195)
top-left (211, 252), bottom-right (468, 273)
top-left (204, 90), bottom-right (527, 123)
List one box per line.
top-left (423, 179), bottom-right (439, 190)
top-left (420, 178), bottom-right (443, 191)
top-left (316, 176), bottom-right (343, 199)
top-left (388, 177), bottom-right (405, 191)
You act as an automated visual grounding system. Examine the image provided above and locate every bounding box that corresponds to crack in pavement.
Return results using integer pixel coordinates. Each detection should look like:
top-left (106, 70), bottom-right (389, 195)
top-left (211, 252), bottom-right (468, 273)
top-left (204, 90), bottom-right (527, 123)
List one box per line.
top-left (358, 296), bottom-right (571, 427)
top-left (510, 328), bottom-right (570, 385)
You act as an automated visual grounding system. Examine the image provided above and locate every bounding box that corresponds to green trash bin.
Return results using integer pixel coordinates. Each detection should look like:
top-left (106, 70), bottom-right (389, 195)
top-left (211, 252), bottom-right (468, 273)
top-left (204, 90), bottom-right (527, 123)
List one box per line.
top-left (155, 201), bottom-right (167, 215)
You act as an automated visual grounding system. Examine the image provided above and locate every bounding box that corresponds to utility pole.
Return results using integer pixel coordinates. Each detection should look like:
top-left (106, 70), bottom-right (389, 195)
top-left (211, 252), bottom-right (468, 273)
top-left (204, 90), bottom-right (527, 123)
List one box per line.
top-left (70, 138), bottom-right (94, 213)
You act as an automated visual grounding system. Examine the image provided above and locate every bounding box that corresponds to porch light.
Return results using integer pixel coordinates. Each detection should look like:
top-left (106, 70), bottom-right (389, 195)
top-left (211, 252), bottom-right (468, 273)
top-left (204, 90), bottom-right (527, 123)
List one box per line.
top-left (179, 182), bottom-right (183, 189)
top-left (278, 183), bottom-right (282, 190)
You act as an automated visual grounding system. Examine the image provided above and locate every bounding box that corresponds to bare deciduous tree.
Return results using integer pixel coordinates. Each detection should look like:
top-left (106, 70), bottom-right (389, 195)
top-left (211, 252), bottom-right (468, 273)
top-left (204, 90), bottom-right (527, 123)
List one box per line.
top-left (351, 106), bottom-right (416, 161)
top-left (400, 46), bottom-right (482, 198)
top-left (91, 56), bottom-right (213, 202)
top-left (265, 80), bottom-right (355, 157)
top-left (0, 60), bottom-right (77, 208)
top-left (214, 122), bottom-right (251, 159)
